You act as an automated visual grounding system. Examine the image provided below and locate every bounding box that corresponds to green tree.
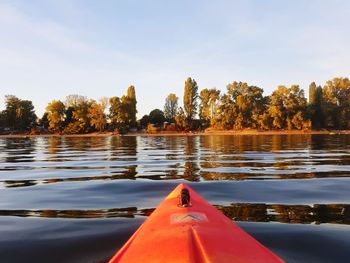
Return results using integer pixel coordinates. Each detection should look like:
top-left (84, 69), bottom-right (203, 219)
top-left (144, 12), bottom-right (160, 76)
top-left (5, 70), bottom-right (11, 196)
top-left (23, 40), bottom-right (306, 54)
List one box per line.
top-left (2, 95), bottom-right (37, 130)
top-left (309, 82), bottom-right (324, 129)
top-left (38, 112), bottom-right (49, 129)
top-left (139, 115), bottom-right (150, 128)
top-left (3, 95), bottom-right (20, 128)
top-left (64, 106), bottom-right (75, 128)
top-left (46, 100), bottom-right (66, 132)
top-left (0, 110), bottom-right (6, 129)
top-left (164, 93), bottom-right (178, 122)
top-left (183, 77), bottom-right (198, 128)
top-left (149, 109), bottom-right (166, 125)
top-left (16, 100), bottom-right (37, 130)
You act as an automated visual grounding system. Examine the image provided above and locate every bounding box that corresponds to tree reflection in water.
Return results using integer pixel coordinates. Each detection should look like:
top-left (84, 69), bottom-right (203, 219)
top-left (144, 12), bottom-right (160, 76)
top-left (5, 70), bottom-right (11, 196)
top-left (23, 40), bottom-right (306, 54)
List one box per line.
top-left (0, 203), bottom-right (349, 225)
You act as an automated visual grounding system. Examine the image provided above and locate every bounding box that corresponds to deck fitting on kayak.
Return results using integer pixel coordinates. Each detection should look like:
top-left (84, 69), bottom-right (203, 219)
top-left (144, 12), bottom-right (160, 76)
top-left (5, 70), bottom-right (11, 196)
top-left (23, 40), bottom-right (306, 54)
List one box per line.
top-left (179, 188), bottom-right (191, 207)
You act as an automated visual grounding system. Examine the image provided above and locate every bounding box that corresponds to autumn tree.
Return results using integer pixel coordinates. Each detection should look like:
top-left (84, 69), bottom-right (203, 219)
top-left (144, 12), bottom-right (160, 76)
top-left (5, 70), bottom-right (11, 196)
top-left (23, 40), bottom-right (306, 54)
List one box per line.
top-left (65, 94), bottom-right (87, 108)
top-left (63, 97), bottom-right (92, 134)
top-left (183, 77), bottom-right (198, 128)
top-left (268, 85), bottom-right (309, 130)
top-left (46, 100), bottom-right (66, 132)
top-left (224, 82), bottom-right (265, 129)
top-left (309, 82), bottom-right (316, 105)
top-left (88, 100), bottom-right (107, 131)
top-left (175, 107), bottom-right (187, 130)
top-left (199, 88), bottom-right (220, 127)
top-left (322, 77), bottom-right (350, 129)
top-left (164, 93), bottom-right (178, 122)
top-left (213, 94), bottom-right (236, 129)
top-left (60, 94), bottom-right (90, 133)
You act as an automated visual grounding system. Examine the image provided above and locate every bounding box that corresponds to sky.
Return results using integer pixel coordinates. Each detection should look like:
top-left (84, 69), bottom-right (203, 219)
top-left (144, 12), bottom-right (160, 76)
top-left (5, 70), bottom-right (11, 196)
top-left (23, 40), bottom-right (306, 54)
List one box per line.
top-left (0, 0), bottom-right (349, 118)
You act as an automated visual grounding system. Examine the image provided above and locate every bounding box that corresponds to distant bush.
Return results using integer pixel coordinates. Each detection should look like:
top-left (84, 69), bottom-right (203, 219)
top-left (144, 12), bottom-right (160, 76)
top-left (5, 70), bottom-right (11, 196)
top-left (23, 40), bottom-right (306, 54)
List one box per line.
top-left (164, 124), bottom-right (177, 131)
top-left (147, 124), bottom-right (160, 133)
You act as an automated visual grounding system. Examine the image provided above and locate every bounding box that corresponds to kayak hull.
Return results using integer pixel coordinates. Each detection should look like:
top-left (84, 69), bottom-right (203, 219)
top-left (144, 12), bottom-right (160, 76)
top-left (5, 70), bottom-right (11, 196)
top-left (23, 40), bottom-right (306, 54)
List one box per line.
top-left (109, 184), bottom-right (284, 263)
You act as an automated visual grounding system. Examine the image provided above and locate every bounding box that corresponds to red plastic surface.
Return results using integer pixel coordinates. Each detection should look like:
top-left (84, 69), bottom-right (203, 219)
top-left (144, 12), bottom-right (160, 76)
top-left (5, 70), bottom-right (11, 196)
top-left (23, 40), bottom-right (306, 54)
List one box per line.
top-left (109, 184), bottom-right (285, 263)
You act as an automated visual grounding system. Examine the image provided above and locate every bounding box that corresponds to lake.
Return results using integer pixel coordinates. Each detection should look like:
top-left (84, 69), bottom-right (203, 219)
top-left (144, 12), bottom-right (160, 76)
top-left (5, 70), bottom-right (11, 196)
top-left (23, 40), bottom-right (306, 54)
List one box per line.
top-left (0, 135), bottom-right (350, 263)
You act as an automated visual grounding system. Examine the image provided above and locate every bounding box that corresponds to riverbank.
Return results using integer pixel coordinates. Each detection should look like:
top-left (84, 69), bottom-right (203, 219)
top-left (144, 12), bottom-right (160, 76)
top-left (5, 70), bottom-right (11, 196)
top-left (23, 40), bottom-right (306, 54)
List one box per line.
top-left (1, 129), bottom-right (350, 138)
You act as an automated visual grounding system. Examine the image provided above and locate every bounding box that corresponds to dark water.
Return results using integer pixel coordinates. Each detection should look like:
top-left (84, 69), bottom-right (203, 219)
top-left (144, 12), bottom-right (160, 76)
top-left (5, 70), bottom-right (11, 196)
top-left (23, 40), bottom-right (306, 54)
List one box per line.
top-left (1, 135), bottom-right (350, 263)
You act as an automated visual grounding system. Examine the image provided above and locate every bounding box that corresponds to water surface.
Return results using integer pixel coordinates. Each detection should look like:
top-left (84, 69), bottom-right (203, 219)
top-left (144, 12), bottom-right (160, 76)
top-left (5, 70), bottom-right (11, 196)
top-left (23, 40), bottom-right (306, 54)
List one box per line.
top-left (0, 135), bottom-right (350, 262)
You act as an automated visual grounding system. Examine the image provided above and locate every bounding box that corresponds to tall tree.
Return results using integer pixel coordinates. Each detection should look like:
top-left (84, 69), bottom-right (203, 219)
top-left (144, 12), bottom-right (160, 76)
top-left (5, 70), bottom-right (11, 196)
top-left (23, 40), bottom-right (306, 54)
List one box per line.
top-left (309, 82), bottom-right (324, 129)
top-left (164, 93), bottom-right (178, 122)
top-left (199, 89), bottom-right (210, 122)
top-left (109, 96), bottom-right (123, 128)
top-left (309, 82), bottom-right (316, 104)
top-left (46, 100), bottom-right (66, 132)
top-left (38, 112), bottom-right (49, 129)
top-left (199, 88), bottom-right (220, 126)
top-left (126, 86), bottom-right (137, 127)
top-left (183, 77), bottom-right (198, 128)
top-left (0, 111), bottom-right (6, 129)
top-left (3, 95), bottom-right (20, 128)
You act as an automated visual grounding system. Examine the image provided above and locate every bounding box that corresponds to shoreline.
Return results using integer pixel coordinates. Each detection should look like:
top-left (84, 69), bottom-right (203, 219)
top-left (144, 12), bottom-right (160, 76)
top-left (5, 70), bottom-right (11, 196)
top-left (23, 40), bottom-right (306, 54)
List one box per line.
top-left (0, 130), bottom-right (350, 138)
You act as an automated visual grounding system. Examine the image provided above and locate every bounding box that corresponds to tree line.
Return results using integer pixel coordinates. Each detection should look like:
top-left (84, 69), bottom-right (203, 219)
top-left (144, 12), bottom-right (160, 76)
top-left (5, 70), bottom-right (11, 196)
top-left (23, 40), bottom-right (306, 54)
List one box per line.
top-left (0, 77), bottom-right (349, 133)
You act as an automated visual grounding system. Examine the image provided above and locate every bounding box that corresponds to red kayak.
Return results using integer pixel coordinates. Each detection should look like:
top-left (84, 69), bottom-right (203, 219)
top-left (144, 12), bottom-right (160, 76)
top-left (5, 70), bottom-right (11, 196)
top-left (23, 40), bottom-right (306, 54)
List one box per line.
top-left (109, 184), bottom-right (284, 263)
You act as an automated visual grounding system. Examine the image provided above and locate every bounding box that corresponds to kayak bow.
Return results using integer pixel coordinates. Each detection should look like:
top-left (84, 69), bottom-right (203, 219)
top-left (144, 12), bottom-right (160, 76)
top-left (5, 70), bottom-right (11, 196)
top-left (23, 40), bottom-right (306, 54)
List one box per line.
top-left (109, 184), bottom-right (284, 263)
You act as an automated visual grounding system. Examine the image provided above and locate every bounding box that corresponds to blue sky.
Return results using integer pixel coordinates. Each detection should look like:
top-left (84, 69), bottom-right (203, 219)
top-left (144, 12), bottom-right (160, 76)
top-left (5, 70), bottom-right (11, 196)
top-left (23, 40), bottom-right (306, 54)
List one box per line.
top-left (0, 0), bottom-right (349, 118)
